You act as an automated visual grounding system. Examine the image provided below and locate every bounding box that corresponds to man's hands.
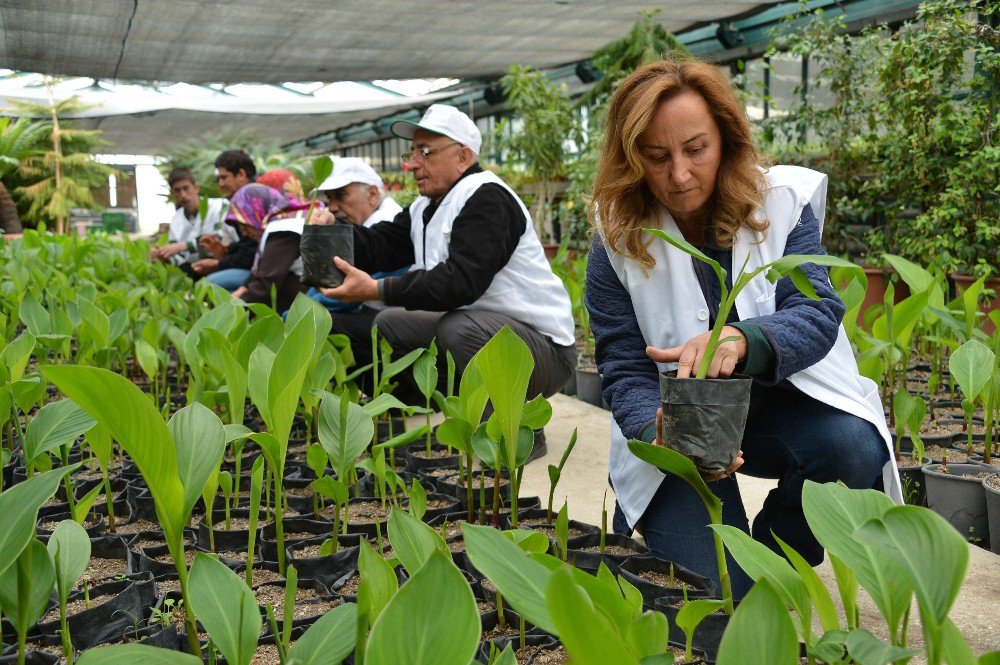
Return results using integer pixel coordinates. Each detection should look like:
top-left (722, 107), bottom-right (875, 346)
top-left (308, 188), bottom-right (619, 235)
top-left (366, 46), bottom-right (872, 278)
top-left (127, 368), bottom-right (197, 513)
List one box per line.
top-left (317, 257), bottom-right (379, 302)
top-left (199, 235), bottom-right (226, 259)
top-left (149, 241), bottom-right (186, 262)
top-left (646, 325), bottom-right (747, 379)
top-left (309, 209), bottom-right (336, 225)
top-left (191, 258), bottom-right (220, 275)
top-left (654, 408), bottom-right (744, 481)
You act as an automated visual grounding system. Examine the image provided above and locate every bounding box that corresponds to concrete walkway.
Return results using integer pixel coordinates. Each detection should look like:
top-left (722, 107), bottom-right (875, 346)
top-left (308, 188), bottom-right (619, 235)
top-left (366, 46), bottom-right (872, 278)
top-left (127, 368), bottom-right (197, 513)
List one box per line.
top-left (520, 394), bottom-right (1000, 656)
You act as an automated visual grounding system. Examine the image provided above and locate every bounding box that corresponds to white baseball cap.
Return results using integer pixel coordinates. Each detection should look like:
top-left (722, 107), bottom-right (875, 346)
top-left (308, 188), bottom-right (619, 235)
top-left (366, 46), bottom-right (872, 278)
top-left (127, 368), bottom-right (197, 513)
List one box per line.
top-left (390, 104), bottom-right (482, 155)
top-left (316, 157), bottom-right (384, 192)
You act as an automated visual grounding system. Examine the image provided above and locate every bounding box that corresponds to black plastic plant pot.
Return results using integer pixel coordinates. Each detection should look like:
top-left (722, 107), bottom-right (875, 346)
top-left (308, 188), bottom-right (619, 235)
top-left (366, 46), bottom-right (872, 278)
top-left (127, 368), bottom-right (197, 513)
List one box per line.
top-left (32, 573), bottom-right (157, 650)
top-left (896, 457), bottom-right (930, 507)
top-left (565, 533), bottom-right (649, 575)
top-left (659, 372), bottom-right (752, 475)
top-left (922, 463), bottom-right (989, 542)
top-left (575, 365), bottom-right (603, 407)
top-left (655, 596), bottom-right (734, 661)
top-left (405, 442), bottom-right (461, 473)
top-left (404, 492), bottom-right (462, 521)
top-left (195, 508), bottom-right (257, 551)
top-left (300, 223), bottom-right (353, 288)
top-left (287, 543), bottom-right (359, 589)
top-left (618, 554), bottom-right (716, 610)
top-left (477, 634), bottom-right (556, 665)
top-left (982, 473), bottom-right (1000, 555)
top-left (260, 516), bottom-right (333, 562)
top-left (0, 648), bottom-right (60, 664)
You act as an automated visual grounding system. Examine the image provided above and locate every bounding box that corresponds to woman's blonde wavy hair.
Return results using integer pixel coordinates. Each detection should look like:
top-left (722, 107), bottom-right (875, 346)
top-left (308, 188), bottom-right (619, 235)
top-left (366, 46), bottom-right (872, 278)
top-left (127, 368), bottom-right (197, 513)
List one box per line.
top-left (590, 58), bottom-right (768, 269)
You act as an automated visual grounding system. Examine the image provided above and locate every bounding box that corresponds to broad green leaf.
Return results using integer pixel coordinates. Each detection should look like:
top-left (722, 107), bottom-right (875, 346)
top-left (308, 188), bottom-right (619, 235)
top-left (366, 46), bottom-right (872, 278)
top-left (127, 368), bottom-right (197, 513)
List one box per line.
top-left (311, 156), bottom-right (334, 194)
top-left (47, 520), bottom-right (91, 605)
top-left (286, 602), bottom-right (358, 665)
top-left (365, 552), bottom-right (479, 665)
top-left (435, 418), bottom-right (473, 457)
top-left (85, 421), bottom-right (114, 473)
top-left (310, 477), bottom-right (349, 506)
top-left (266, 312), bottom-right (316, 453)
top-left (949, 339), bottom-right (995, 403)
top-left (775, 534), bottom-right (839, 632)
top-left (76, 644), bottom-right (202, 664)
top-left (492, 644), bottom-right (518, 665)
top-left (72, 482), bottom-right (104, 523)
top-left (412, 343), bottom-right (438, 400)
top-left (472, 422), bottom-right (499, 469)
top-left (201, 328), bottom-right (248, 427)
top-left (238, 314), bottom-right (285, 368)
top-left (547, 565), bottom-right (639, 665)
top-left (169, 402), bottom-right (227, 519)
top-left (77, 296), bottom-right (110, 347)
top-left (626, 609), bottom-right (671, 660)
top-left (644, 227), bottom-right (723, 283)
top-left (941, 617), bottom-right (979, 665)
top-left (1, 331), bottom-right (35, 382)
top-left (224, 423), bottom-right (253, 444)
top-left (628, 441), bottom-right (721, 520)
top-left (18, 291), bottom-right (50, 336)
top-left (854, 506), bottom-right (968, 637)
top-left (716, 580), bottom-right (798, 665)
top-left (844, 628), bottom-right (920, 665)
top-left (0, 538), bottom-right (56, 629)
top-left (473, 326), bottom-right (534, 476)
top-left (42, 366), bottom-right (185, 544)
top-left (801, 481), bottom-right (911, 639)
top-left (0, 465), bottom-right (78, 578)
top-left (408, 479), bottom-right (427, 521)
top-left (188, 553), bottom-right (262, 665)
top-left (788, 266), bottom-right (819, 300)
top-left (361, 393), bottom-right (416, 419)
top-left (23, 398), bottom-right (96, 463)
top-left (766, 253), bottom-right (862, 280)
top-left (387, 507), bottom-right (449, 576)
top-left (520, 394), bottom-right (552, 429)
top-left (381, 347), bottom-right (424, 381)
top-left (710, 525), bottom-right (811, 636)
top-left (809, 630), bottom-right (848, 662)
top-left (505, 529), bottom-right (550, 554)
top-left (462, 522), bottom-right (556, 634)
top-left (675, 599), bottom-right (726, 646)
top-left (458, 361), bottom-right (489, 425)
top-left (247, 345), bottom-right (277, 432)
top-left (375, 424), bottom-right (430, 450)
top-left (318, 390), bottom-right (373, 482)
top-left (829, 553), bottom-right (859, 629)
top-left (357, 539), bottom-right (398, 623)
top-left (135, 339), bottom-right (159, 381)
top-left (306, 443), bottom-right (328, 478)
top-left (882, 255), bottom-right (936, 293)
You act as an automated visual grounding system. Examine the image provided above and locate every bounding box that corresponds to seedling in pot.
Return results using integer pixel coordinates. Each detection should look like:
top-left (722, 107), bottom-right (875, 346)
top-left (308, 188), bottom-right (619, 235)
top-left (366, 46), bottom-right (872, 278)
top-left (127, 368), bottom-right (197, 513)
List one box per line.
top-left (628, 440), bottom-right (734, 614)
top-left (311, 475), bottom-right (349, 554)
top-left (546, 428), bottom-right (577, 522)
top-left (305, 156), bottom-right (334, 225)
top-left (413, 340), bottom-right (439, 456)
top-left (306, 442), bottom-right (328, 516)
top-left (948, 338), bottom-right (994, 455)
top-left (219, 471), bottom-right (233, 530)
top-left (555, 501), bottom-right (569, 562)
top-left (47, 520), bottom-right (91, 665)
top-left (245, 456), bottom-right (265, 587)
top-left (0, 538), bottom-right (56, 665)
top-left (892, 390), bottom-right (926, 464)
top-left (435, 361), bottom-right (490, 523)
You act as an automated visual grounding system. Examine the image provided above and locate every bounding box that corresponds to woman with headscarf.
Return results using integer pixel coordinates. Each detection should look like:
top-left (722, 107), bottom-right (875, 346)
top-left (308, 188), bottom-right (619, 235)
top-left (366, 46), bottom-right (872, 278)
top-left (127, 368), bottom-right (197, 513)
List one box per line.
top-left (256, 169), bottom-right (307, 204)
top-left (227, 183), bottom-right (311, 312)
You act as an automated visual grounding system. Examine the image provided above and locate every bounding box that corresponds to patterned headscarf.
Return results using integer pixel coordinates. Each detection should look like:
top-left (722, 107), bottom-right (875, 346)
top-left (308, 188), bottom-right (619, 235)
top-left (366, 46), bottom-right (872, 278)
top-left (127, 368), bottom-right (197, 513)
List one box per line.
top-left (256, 169), bottom-right (306, 203)
top-left (225, 183), bottom-right (310, 231)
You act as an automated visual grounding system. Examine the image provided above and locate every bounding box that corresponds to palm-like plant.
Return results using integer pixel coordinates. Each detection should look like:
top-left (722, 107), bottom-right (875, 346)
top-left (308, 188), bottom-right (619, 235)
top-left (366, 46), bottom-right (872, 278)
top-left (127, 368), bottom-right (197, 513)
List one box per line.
top-left (0, 115), bottom-right (51, 234)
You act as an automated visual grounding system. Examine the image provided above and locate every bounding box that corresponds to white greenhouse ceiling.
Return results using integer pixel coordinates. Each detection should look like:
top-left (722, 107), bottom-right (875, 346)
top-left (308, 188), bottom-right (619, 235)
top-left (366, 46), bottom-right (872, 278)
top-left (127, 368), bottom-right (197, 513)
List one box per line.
top-left (1, 1), bottom-right (775, 83)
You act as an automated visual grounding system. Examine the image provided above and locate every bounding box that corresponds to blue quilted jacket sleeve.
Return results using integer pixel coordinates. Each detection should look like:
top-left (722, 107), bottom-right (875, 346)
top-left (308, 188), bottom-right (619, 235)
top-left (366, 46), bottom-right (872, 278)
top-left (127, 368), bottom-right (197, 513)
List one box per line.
top-left (585, 238), bottom-right (660, 441)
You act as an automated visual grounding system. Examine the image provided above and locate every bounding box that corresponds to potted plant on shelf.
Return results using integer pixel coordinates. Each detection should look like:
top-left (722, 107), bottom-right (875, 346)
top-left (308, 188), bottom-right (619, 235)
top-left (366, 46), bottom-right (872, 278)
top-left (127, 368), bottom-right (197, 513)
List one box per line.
top-left (492, 63), bottom-right (580, 248)
top-left (645, 226), bottom-right (861, 473)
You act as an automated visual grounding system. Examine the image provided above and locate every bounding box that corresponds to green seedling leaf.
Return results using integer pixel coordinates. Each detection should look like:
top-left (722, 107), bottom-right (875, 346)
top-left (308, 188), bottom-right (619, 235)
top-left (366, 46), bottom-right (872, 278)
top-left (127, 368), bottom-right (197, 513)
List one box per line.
top-left (47, 520), bottom-right (91, 607)
top-left (473, 326), bottom-right (534, 480)
top-left (0, 464), bottom-right (79, 578)
top-left (645, 227), bottom-right (725, 285)
top-left (365, 552), bottom-right (479, 665)
top-left (716, 579), bottom-right (798, 665)
top-left (408, 479), bottom-right (427, 521)
top-left (547, 565), bottom-right (638, 665)
top-left (42, 366), bottom-right (186, 548)
top-left (76, 644), bottom-right (202, 664)
top-left (942, 617), bottom-right (979, 665)
top-left (950, 339), bottom-right (994, 404)
top-left (521, 394), bottom-right (552, 430)
top-left (462, 522), bottom-right (556, 634)
top-left (387, 507), bottom-right (449, 577)
top-left (311, 477), bottom-right (349, 506)
top-left (357, 538), bottom-right (398, 623)
top-left (306, 443), bottom-right (328, 479)
top-left (676, 598), bottom-right (726, 654)
top-left (412, 343), bottom-right (438, 400)
top-left (286, 602), bottom-right (358, 665)
top-left (311, 156), bottom-right (334, 193)
top-left (375, 424), bottom-right (430, 450)
top-left (188, 553), bottom-right (262, 665)
top-left (627, 441), bottom-right (721, 519)
top-left (788, 266), bottom-right (819, 300)
top-left (626, 609), bottom-right (671, 660)
top-left (774, 534), bottom-right (839, 632)
top-left (493, 644), bottom-right (518, 665)
top-left (801, 481), bottom-right (912, 640)
top-left (854, 505), bottom-right (968, 644)
top-left (471, 422), bottom-right (499, 469)
top-left (72, 482), bottom-right (104, 524)
top-left (317, 390), bottom-right (373, 484)
top-left (505, 529), bottom-right (550, 555)
top-left (135, 339), bottom-right (159, 381)
top-left (844, 628), bottom-right (921, 665)
top-left (361, 393), bottom-right (418, 419)
top-left (219, 471), bottom-right (233, 498)
top-left (808, 630), bottom-right (848, 662)
top-left (223, 424), bottom-right (252, 444)
top-left (435, 418), bottom-right (473, 457)
top-left (458, 361), bottom-right (490, 425)
top-left (0, 538), bottom-right (56, 632)
top-left (22, 398), bottom-right (96, 464)
top-left (710, 524), bottom-right (811, 637)
top-left (169, 402), bottom-right (227, 520)
top-left (1, 331), bottom-right (36, 382)
top-left (882, 254), bottom-right (936, 294)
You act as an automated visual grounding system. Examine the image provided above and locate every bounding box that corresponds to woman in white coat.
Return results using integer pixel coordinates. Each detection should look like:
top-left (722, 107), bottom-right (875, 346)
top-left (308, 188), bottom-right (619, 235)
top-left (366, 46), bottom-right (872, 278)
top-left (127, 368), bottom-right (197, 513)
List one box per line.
top-left (585, 58), bottom-right (899, 596)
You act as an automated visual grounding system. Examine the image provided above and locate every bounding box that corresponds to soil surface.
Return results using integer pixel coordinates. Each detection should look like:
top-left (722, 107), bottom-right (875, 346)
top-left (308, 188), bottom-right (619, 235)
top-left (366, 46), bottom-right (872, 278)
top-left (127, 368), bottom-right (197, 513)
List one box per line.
top-left (209, 516), bottom-right (253, 530)
top-left (411, 448), bottom-right (456, 459)
top-left (79, 557), bottom-right (128, 584)
top-left (519, 644), bottom-right (568, 664)
top-left (250, 643), bottom-right (283, 665)
top-left (936, 466), bottom-right (990, 479)
top-left (336, 574), bottom-right (361, 597)
top-left (112, 518), bottom-right (162, 534)
top-left (344, 501), bottom-right (393, 524)
top-left (637, 569), bottom-right (692, 590)
top-left (578, 545), bottom-right (639, 556)
top-left (39, 516), bottom-right (100, 532)
top-left (253, 584), bottom-right (340, 619)
top-left (526, 524), bottom-right (589, 539)
top-left (986, 475), bottom-right (1000, 492)
top-left (928, 445), bottom-right (968, 462)
top-left (41, 592), bottom-right (116, 623)
top-left (482, 620), bottom-right (520, 641)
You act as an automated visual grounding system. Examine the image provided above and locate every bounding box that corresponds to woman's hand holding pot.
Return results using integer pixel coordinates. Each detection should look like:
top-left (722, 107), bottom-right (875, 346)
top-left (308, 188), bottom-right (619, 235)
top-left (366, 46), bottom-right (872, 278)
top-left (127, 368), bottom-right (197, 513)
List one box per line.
top-left (646, 325), bottom-right (747, 379)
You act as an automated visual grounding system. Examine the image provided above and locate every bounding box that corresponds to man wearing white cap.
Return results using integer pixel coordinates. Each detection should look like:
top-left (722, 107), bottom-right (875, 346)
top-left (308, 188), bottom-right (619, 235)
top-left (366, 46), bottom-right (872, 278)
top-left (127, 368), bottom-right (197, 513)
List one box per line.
top-left (308, 158), bottom-right (405, 314)
top-left (316, 157), bottom-right (403, 228)
top-left (314, 104), bottom-right (576, 420)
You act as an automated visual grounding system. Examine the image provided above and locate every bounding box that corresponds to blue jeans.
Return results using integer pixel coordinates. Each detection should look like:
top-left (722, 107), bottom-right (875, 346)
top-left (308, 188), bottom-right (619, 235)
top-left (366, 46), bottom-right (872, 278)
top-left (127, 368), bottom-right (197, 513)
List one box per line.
top-left (207, 268), bottom-right (252, 292)
top-left (615, 387), bottom-right (888, 598)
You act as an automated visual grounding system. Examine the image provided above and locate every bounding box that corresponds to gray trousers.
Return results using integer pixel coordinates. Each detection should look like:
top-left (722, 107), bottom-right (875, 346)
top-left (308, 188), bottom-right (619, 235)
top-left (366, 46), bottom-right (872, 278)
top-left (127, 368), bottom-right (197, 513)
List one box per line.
top-left (329, 307), bottom-right (577, 403)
